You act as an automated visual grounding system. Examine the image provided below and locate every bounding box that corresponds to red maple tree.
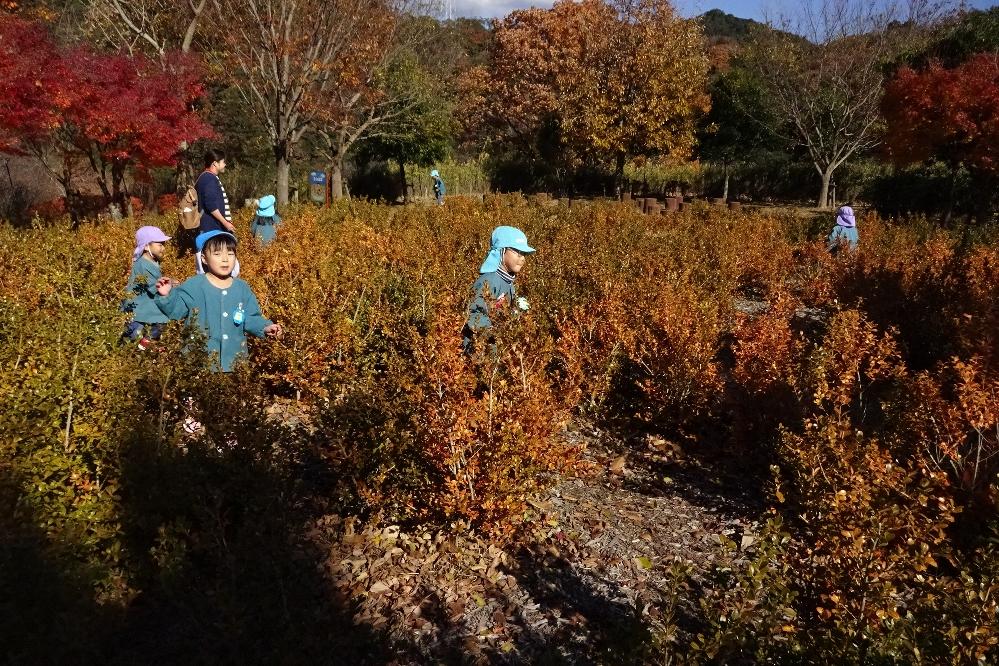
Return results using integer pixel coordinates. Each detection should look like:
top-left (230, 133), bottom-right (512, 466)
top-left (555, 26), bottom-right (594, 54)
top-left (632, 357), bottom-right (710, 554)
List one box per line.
top-left (61, 48), bottom-right (214, 203)
top-left (0, 14), bottom-right (213, 212)
top-left (882, 53), bottom-right (999, 175)
top-left (0, 16), bottom-right (70, 153)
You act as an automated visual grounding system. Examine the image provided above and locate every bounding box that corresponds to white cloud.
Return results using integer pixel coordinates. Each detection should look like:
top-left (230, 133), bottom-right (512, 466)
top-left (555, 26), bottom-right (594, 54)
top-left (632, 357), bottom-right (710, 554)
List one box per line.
top-left (449, 0), bottom-right (555, 19)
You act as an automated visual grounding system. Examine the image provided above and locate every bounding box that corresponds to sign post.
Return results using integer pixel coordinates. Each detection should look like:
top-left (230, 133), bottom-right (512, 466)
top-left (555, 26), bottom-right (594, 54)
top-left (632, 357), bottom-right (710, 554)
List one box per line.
top-left (309, 171), bottom-right (327, 205)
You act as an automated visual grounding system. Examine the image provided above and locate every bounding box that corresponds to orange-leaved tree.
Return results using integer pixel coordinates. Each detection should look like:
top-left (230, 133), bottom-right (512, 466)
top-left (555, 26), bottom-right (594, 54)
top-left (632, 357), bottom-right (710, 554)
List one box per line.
top-left (460, 0), bottom-right (708, 186)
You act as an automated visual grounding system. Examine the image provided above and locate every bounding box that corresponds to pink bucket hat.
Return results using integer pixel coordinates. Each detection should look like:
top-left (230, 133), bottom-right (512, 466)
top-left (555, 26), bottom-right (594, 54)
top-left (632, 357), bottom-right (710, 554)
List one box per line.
top-left (133, 226), bottom-right (171, 261)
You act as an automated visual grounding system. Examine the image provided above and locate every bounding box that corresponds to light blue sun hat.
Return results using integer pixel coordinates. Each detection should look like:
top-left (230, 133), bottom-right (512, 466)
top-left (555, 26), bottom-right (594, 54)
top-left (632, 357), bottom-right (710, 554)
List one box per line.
top-left (479, 226), bottom-right (535, 273)
top-left (196, 230), bottom-right (238, 252)
top-left (256, 194), bottom-right (276, 217)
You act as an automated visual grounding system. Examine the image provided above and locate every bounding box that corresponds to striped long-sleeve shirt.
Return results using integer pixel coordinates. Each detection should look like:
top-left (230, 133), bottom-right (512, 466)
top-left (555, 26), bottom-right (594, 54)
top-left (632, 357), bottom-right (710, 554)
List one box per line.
top-left (195, 170), bottom-right (232, 234)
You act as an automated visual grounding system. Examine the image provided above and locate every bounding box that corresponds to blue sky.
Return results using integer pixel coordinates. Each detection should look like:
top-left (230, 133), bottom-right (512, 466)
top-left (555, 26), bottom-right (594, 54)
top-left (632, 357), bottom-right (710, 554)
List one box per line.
top-left (448, 0), bottom-right (997, 22)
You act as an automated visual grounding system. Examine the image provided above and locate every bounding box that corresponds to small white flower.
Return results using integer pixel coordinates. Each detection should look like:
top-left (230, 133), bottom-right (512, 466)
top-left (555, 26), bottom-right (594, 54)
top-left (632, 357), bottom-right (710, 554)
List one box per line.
top-left (517, 296), bottom-right (530, 311)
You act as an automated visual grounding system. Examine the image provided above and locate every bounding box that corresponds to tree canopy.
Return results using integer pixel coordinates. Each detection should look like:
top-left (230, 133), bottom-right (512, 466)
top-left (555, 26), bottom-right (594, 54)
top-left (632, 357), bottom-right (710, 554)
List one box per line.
top-left (460, 0), bottom-right (708, 187)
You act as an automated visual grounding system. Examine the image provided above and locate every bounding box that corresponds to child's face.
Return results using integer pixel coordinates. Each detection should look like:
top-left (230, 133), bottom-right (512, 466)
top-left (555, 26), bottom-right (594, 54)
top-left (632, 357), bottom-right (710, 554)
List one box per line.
top-left (202, 245), bottom-right (236, 278)
top-left (146, 241), bottom-right (166, 261)
top-left (502, 247), bottom-right (527, 275)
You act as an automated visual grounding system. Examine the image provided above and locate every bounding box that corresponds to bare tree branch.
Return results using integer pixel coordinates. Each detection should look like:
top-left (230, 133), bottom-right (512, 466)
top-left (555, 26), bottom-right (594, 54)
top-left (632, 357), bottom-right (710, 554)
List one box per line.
top-left (749, 0), bottom-right (953, 206)
top-left (85, 0), bottom-right (208, 61)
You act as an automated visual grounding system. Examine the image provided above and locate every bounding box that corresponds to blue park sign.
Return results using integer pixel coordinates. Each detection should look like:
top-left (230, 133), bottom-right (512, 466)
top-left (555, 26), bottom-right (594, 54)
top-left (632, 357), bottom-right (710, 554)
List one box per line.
top-left (309, 170), bottom-right (327, 204)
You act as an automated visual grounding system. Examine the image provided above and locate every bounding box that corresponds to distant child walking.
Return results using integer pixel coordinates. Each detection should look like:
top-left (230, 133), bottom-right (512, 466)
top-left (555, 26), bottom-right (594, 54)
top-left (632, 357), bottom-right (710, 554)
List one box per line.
top-left (431, 169), bottom-right (446, 206)
top-left (122, 225), bottom-right (171, 349)
top-left (250, 194), bottom-right (281, 246)
top-left (156, 230), bottom-right (282, 372)
top-left (463, 226), bottom-right (535, 352)
top-left (828, 205), bottom-right (859, 253)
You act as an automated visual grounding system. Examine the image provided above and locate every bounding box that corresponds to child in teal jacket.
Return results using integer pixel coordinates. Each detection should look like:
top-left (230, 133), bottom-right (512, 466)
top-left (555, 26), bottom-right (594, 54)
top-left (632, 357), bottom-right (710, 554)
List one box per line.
top-left (156, 231), bottom-right (282, 372)
top-left (828, 205), bottom-right (859, 253)
top-left (122, 225), bottom-right (171, 348)
top-left (463, 226), bottom-right (535, 352)
top-left (250, 194), bottom-right (282, 246)
top-left (431, 169), bottom-right (446, 205)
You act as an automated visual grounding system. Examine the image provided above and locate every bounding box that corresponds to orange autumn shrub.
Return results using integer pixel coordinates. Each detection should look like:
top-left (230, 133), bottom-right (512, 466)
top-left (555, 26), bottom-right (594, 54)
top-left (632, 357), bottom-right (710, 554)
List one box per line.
top-left (628, 278), bottom-right (727, 431)
top-left (898, 357), bottom-right (999, 503)
top-left (777, 310), bottom-right (963, 661)
top-left (834, 215), bottom-right (997, 371)
top-left (960, 245), bottom-right (999, 369)
top-left (726, 293), bottom-right (804, 447)
top-left (553, 290), bottom-right (635, 413)
top-left (310, 299), bottom-right (578, 537)
top-left (731, 293), bottom-right (803, 397)
top-left (0, 200), bottom-right (996, 661)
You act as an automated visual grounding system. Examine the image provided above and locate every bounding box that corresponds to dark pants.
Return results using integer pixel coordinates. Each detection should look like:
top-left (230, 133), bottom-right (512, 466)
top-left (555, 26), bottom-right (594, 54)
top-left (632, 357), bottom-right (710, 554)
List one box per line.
top-left (175, 224), bottom-right (200, 257)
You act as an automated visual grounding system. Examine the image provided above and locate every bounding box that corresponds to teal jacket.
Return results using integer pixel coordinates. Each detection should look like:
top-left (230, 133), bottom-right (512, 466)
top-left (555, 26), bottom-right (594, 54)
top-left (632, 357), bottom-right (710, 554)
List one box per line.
top-left (156, 274), bottom-right (271, 372)
top-left (433, 176), bottom-right (446, 197)
top-left (828, 225), bottom-right (859, 252)
top-left (124, 256), bottom-right (169, 324)
top-left (466, 270), bottom-right (517, 334)
top-left (251, 213), bottom-right (282, 245)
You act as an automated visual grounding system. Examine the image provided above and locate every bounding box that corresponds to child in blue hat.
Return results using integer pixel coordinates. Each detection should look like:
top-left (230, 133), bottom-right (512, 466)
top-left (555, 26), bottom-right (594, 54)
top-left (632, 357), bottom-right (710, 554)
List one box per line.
top-left (431, 169), bottom-right (446, 206)
top-left (463, 226), bottom-right (535, 352)
top-left (156, 230), bottom-right (282, 372)
top-left (194, 229), bottom-right (240, 277)
top-left (250, 194), bottom-right (282, 245)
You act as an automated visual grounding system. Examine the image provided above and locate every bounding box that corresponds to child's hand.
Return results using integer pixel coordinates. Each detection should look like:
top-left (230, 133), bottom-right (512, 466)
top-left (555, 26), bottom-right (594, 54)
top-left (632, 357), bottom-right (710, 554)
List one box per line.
top-left (156, 277), bottom-right (173, 296)
top-left (264, 323), bottom-right (283, 338)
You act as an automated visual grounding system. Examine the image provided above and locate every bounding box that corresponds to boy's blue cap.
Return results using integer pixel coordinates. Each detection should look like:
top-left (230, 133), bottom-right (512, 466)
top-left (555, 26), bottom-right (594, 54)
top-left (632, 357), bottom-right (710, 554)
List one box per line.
top-left (479, 226), bottom-right (535, 273)
top-left (492, 226), bottom-right (535, 254)
top-left (196, 230), bottom-right (238, 252)
top-left (256, 194), bottom-right (276, 217)
top-left (430, 169), bottom-right (440, 178)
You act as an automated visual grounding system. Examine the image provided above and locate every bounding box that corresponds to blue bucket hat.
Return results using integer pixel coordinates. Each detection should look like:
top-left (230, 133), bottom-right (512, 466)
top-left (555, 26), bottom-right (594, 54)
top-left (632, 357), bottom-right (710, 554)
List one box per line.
top-left (479, 226), bottom-right (536, 273)
top-left (256, 194), bottom-right (276, 217)
top-left (430, 169), bottom-right (440, 178)
top-left (196, 230), bottom-right (238, 252)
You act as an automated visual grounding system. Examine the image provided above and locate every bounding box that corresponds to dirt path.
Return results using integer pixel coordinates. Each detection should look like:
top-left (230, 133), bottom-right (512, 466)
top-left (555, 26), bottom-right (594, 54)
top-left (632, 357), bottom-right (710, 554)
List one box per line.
top-left (314, 420), bottom-right (765, 664)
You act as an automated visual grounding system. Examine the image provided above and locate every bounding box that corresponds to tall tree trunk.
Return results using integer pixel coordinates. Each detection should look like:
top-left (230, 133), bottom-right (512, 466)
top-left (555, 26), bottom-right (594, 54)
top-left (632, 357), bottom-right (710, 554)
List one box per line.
top-left (331, 157), bottom-right (345, 200)
top-left (817, 165), bottom-right (835, 209)
top-left (398, 159), bottom-right (407, 203)
top-left (722, 161), bottom-right (730, 201)
top-left (112, 161), bottom-right (128, 213)
top-left (276, 154), bottom-right (290, 206)
top-left (615, 152), bottom-right (626, 196)
top-left (181, 0), bottom-right (207, 53)
top-left (61, 156), bottom-right (83, 228)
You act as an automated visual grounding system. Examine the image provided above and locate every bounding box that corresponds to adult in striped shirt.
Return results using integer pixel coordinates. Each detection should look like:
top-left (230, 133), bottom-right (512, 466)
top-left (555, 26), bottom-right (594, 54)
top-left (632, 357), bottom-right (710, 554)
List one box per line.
top-left (195, 148), bottom-right (240, 277)
top-left (196, 148), bottom-right (237, 235)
